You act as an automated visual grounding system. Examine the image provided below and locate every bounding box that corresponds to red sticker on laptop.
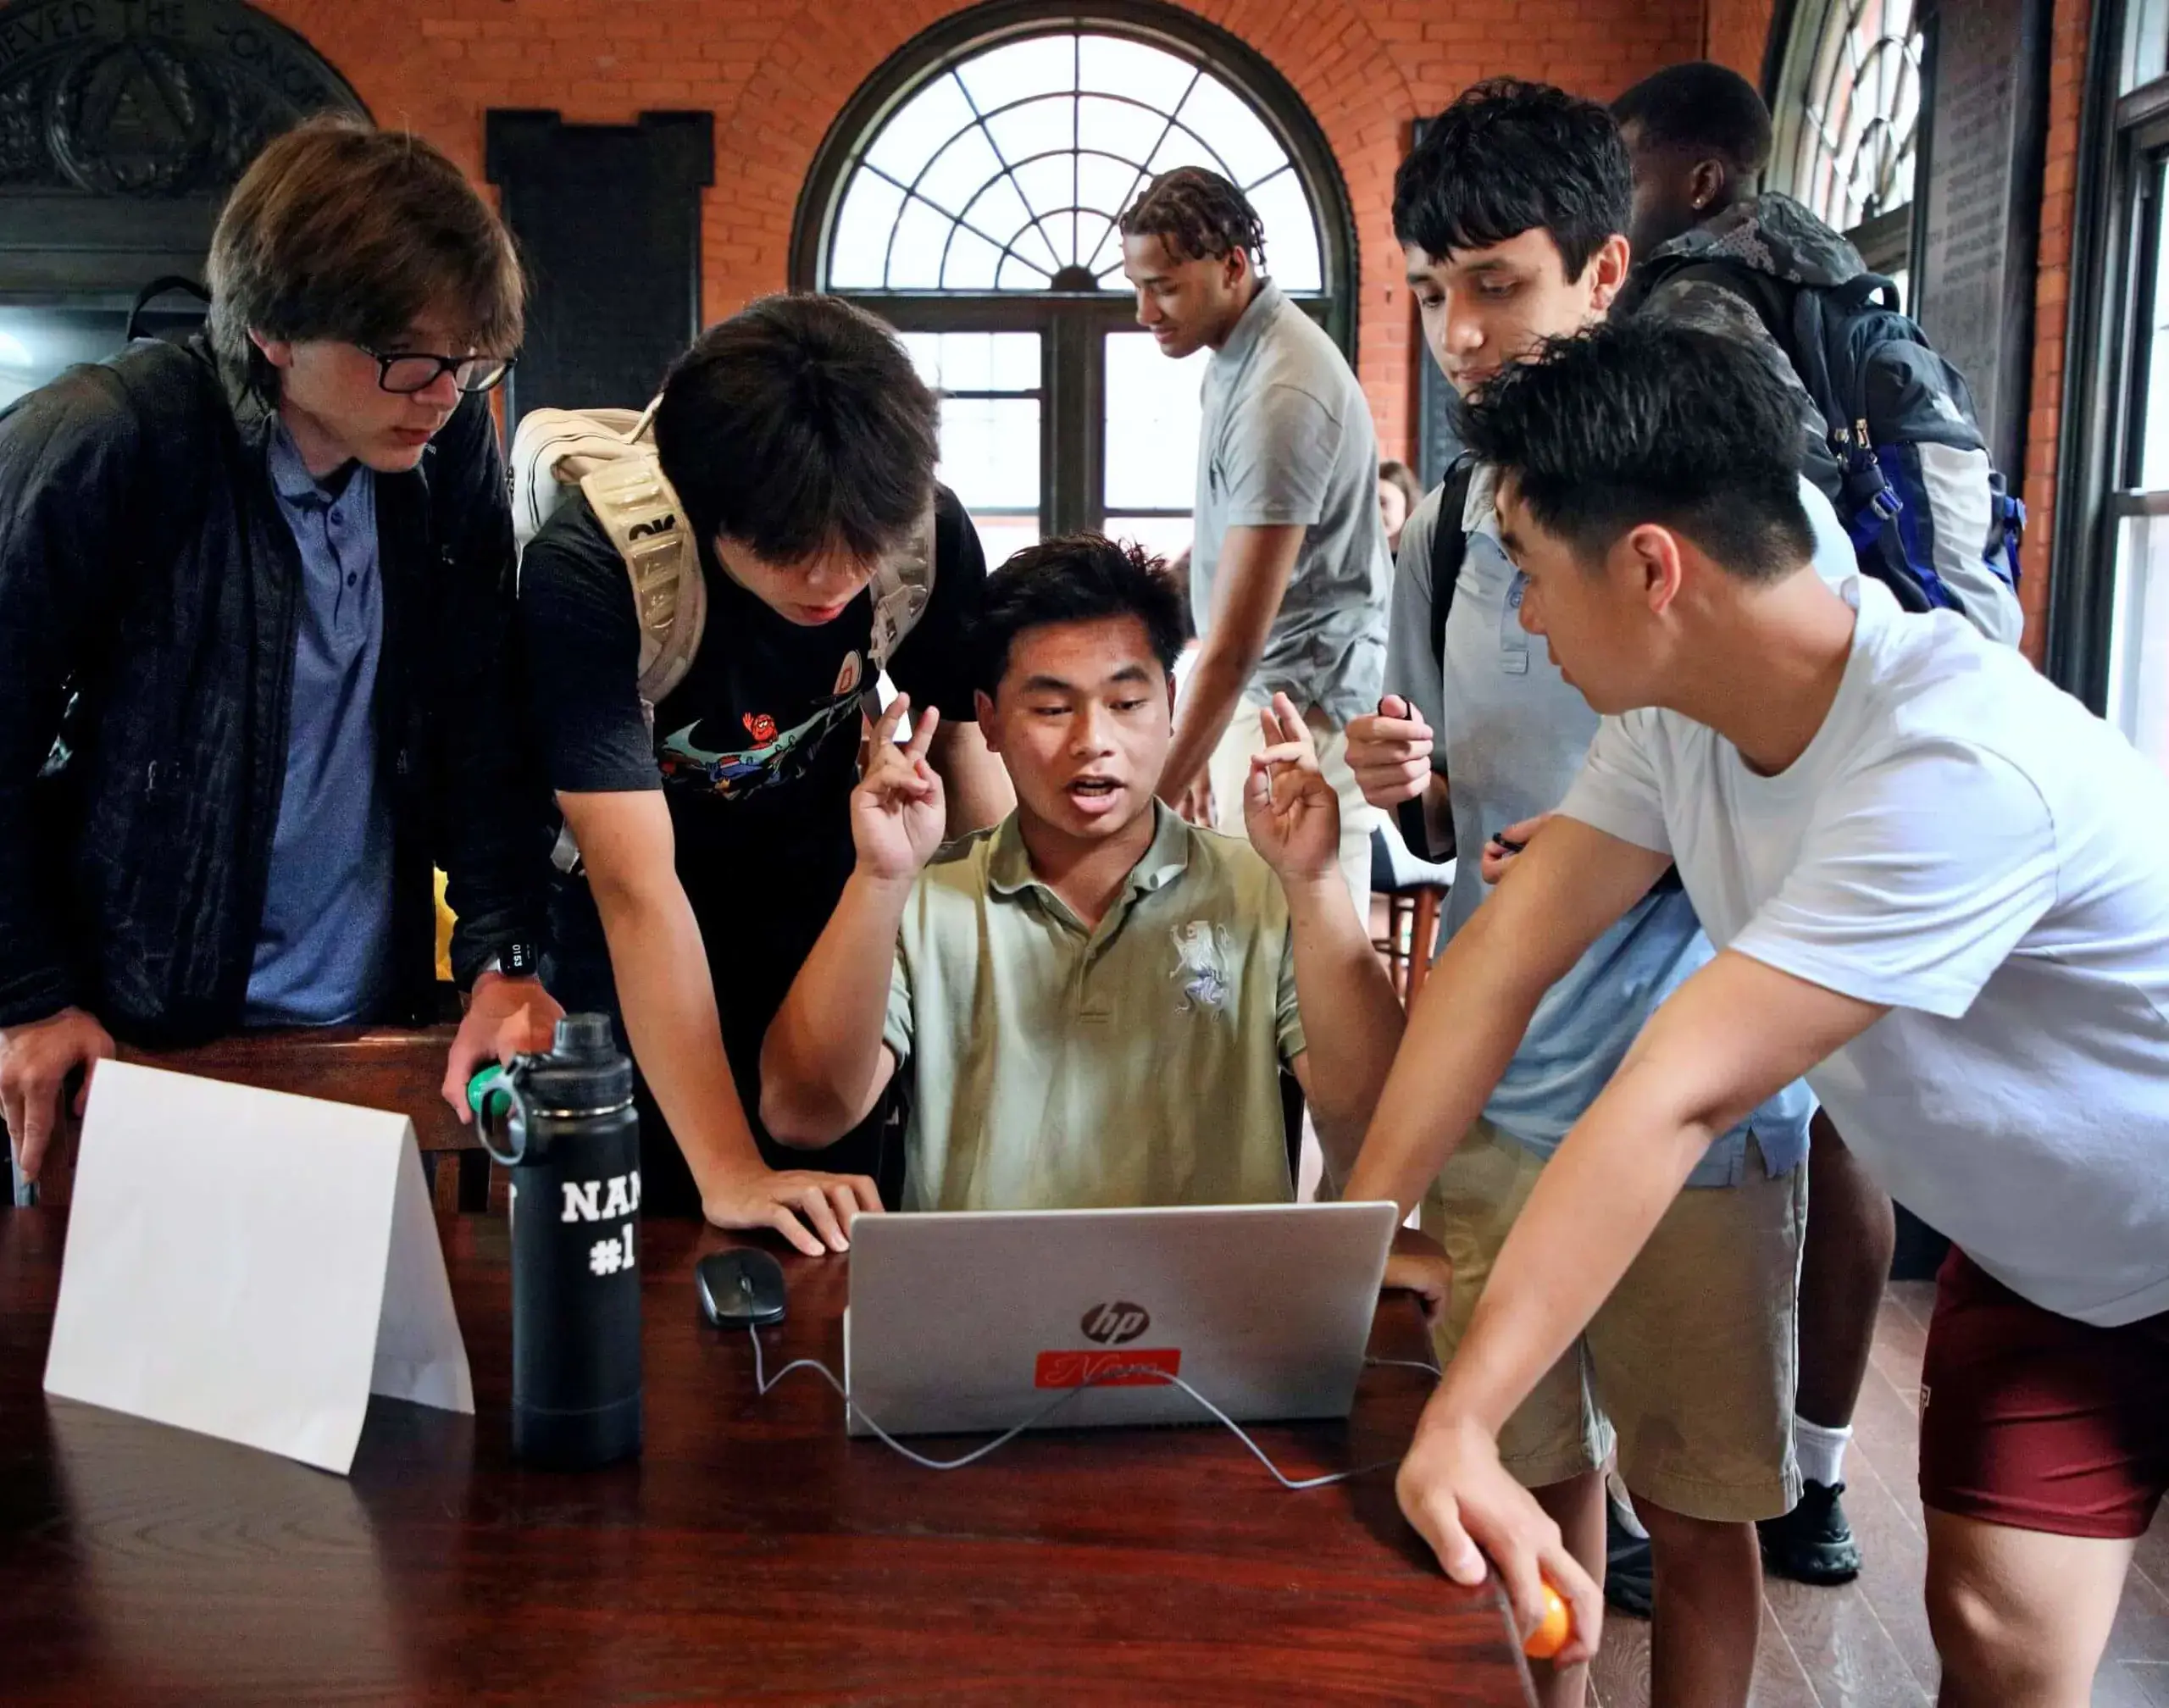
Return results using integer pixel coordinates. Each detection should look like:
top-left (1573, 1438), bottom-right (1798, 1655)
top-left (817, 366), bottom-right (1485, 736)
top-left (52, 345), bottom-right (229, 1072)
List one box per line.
top-left (1035, 1348), bottom-right (1182, 1389)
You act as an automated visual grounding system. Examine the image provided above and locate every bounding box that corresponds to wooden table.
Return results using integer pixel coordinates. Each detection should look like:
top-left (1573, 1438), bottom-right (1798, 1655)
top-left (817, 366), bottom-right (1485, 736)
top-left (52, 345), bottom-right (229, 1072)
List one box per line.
top-left (12, 1028), bottom-right (496, 1215)
top-left (0, 1210), bottom-right (1534, 1705)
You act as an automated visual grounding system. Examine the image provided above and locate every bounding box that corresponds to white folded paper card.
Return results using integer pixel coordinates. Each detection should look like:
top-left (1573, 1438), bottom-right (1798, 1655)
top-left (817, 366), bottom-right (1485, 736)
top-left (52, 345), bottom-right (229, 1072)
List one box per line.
top-left (43, 1059), bottom-right (474, 1475)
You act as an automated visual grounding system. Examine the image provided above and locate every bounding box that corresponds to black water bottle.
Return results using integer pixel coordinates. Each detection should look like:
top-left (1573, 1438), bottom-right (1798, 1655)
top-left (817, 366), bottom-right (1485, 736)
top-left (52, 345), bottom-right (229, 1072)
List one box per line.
top-left (470, 1014), bottom-right (643, 1468)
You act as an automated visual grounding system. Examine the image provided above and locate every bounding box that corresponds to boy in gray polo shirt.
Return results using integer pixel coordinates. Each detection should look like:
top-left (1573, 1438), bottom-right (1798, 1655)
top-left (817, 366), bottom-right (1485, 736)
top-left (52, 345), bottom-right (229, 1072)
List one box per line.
top-left (760, 535), bottom-right (1405, 1211)
top-left (1117, 168), bottom-right (1390, 925)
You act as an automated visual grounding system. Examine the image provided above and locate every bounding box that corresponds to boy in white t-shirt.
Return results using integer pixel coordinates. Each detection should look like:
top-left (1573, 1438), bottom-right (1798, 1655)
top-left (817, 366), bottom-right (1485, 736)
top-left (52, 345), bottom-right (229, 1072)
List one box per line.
top-left (1354, 317), bottom-right (2169, 1704)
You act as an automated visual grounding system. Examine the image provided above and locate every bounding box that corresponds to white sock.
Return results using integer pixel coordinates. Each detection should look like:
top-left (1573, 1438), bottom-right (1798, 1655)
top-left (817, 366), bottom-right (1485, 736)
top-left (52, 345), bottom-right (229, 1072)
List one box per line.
top-left (1794, 1417), bottom-right (1853, 1488)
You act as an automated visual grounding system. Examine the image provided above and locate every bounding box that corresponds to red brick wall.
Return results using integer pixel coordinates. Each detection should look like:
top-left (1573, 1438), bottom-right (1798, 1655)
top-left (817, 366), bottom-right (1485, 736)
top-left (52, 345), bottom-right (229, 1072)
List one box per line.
top-left (250, 0), bottom-right (1705, 463)
top-left (1704, 0), bottom-right (1778, 84)
top-left (2019, 0), bottom-right (2090, 667)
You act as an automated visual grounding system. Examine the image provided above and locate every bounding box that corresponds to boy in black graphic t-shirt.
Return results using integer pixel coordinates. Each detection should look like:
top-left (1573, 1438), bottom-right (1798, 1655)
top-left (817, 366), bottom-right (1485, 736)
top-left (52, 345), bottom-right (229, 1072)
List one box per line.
top-left (519, 297), bottom-right (1012, 1251)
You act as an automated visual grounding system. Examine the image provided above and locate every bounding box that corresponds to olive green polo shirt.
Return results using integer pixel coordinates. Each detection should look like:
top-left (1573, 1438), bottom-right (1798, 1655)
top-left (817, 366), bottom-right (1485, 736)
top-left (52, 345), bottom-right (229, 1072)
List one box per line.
top-left (885, 803), bottom-right (1304, 1212)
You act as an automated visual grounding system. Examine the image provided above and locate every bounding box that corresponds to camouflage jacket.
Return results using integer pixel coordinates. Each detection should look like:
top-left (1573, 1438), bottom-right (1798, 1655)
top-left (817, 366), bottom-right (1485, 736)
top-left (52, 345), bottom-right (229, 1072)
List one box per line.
top-left (1617, 195), bottom-right (1862, 496)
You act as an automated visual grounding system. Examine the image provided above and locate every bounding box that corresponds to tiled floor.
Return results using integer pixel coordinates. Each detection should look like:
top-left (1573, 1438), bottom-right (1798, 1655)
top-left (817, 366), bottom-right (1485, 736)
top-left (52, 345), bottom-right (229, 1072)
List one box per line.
top-left (1586, 1282), bottom-right (2169, 1707)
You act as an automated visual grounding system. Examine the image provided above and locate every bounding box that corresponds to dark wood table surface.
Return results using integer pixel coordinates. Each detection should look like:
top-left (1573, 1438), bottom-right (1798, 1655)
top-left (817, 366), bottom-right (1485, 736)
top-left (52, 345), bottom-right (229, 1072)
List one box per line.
top-left (1, 1209), bottom-right (1534, 1705)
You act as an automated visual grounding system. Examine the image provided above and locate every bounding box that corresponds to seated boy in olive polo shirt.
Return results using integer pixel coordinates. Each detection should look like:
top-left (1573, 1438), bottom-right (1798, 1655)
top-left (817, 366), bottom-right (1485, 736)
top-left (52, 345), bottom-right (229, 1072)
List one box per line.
top-left (762, 534), bottom-right (1405, 1211)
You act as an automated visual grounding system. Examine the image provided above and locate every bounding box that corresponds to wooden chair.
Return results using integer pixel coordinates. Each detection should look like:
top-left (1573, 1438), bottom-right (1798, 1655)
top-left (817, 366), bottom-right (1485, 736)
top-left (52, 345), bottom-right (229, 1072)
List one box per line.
top-left (9, 1026), bottom-right (491, 1214)
top-left (1379, 886), bottom-right (1448, 1002)
top-left (1369, 824), bottom-right (1454, 1002)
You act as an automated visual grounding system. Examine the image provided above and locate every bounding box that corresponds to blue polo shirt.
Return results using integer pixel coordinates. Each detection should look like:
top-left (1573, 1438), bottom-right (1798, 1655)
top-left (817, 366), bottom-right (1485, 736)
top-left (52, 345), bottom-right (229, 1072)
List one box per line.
top-left (243, 424), bottom-right (395, 1026)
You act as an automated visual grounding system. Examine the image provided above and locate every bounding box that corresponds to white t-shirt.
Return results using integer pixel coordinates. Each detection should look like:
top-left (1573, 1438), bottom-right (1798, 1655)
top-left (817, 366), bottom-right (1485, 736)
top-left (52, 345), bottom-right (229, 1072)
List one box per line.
top-left (1560, 576), bottom-right (2169, 1328)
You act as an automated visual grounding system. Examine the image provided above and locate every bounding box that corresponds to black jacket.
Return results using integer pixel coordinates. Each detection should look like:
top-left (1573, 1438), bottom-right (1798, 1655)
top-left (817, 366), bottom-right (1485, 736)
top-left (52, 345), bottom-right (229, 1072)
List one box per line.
top-left (0, 335), bottom-right (552, 1045)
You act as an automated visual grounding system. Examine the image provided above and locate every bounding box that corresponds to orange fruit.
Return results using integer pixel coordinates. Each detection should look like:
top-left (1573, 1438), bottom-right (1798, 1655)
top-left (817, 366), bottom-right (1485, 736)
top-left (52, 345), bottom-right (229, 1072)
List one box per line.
top-left (1523, 1581), bottom-right (1573, 1661)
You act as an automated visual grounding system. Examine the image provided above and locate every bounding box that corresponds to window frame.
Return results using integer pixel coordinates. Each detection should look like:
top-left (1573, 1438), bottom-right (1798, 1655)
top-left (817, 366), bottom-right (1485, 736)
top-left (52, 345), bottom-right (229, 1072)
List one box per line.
top-left (2049, 0), bottom-right (2169, 705)
top-left (789, 0), bottom-right (1357, 542)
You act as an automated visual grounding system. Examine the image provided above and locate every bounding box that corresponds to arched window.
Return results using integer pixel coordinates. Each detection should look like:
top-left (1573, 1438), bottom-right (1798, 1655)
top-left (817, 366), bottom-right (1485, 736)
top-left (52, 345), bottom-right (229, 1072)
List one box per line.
top-left (793, 2), bottom-right (1356, 561)
top-left (1768, 0), bottom-right (1928, 300)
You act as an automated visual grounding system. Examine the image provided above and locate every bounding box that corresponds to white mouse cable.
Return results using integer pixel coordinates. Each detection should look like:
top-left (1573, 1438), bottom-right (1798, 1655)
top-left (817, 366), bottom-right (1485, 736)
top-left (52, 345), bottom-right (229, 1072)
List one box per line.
top-left (746, 1326), bottom-right (1440, 1488)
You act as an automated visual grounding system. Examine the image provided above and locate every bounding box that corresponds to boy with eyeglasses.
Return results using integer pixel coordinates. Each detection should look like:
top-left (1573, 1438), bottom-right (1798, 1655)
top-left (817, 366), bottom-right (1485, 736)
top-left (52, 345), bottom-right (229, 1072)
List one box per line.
top-left (0, 116), bottom-right (559, 1191)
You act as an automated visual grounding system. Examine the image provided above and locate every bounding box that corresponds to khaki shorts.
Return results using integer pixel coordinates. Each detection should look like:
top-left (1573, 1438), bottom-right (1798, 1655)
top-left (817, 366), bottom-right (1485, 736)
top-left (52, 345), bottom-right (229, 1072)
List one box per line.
top-left (1424, 1117), bottom-right (1806, 1522)
top-left (1208, 700), bottom-right (1378, 930)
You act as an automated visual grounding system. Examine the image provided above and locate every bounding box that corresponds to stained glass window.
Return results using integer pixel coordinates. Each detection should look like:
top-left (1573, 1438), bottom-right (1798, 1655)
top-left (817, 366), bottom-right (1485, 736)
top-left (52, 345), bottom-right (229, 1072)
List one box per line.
top-left (823, 30), bottom-right (1323, 293)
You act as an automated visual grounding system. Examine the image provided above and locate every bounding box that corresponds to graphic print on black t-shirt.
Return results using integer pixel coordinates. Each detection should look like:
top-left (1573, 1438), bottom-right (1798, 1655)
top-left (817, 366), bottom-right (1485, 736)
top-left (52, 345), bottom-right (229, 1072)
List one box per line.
top-left (657, 689), bottom-right (858, 798)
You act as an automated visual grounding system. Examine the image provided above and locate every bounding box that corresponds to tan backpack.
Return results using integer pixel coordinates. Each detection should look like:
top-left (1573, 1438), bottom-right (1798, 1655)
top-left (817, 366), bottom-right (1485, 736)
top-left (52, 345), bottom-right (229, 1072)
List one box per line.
top-left (510, 400), bottom-right (936, 708)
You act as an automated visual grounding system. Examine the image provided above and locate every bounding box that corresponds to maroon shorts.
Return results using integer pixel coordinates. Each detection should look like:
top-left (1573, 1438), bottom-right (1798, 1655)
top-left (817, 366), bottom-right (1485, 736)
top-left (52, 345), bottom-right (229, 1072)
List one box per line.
top-left (1919, 1249), bottom-right (2169, 1540)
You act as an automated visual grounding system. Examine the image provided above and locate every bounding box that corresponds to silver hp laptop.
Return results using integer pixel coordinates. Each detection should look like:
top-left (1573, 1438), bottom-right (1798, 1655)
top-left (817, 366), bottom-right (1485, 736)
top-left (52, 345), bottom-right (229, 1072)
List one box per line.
top-left (842, 1201), bottom-right (1400, 1438)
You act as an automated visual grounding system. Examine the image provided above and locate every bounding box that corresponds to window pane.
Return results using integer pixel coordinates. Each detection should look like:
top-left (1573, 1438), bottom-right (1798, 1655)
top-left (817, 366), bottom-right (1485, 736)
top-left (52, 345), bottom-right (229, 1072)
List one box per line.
top-left (957, 35), bottom-right (1075, 112)
top-left (2138, 172), bottom-right (2169, 491)
top-left (830, 173), bottom-right (906, 287)
top-left (917, 128), bottom-right (1004, 219)
top-left (971, 515), bottom-right (1043, 568)
top-left (1078, 36), bottom-right (1195, 111)
top-left (867, 76), bottom-right (974, 184)
top-left (1103, 514), bottom-right (1195, 563)
top-left (999, 252), bottom-right (1052, 288)
top-left (2128, 0), bottom-right (2169, 92)
top-left (823, 30), bottom-right (1324, 298)
top-left (941, 226), bottom-right (1002, 291)
top-left (958, 175), bottom-right (1036, 255)
top-left (888, 197), bottom-right (954, 288)
top-left (2107, 513), bottom-right (2169, 774)
top-left (939, 397), bottom-right (1040, 511)
top-left (1076, 152), bottom-right (1146, 221)
top-left (1078, 94), bottom-right (1162, 166)
top-left (1104, 330), bottom-right (1206, 510)
top-left (985, 97), bottom-right (1075, 176)
top-left (1146, 123), bottom-right (1229, 181)
top-left (904, 331), bottom-right (1040, 395)
top-left (1249, 167), bottom-right (1323, 292)
top-left (1175, 76), bottom-right (1284, 187)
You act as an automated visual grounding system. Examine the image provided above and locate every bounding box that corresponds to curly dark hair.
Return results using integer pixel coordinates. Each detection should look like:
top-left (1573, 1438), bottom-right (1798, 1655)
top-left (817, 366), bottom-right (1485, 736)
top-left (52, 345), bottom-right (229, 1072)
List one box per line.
top-left (1118, 166), bottom-right (1267, 270)
top-left (1394, 79), bottom-right (1630, 280)
top-left (1458, 318), bottom-right (1815, 582)
top-left (973, 534), bottom-right (1190, 697)
top-left (1612, 62), bottom-right (1773, 177)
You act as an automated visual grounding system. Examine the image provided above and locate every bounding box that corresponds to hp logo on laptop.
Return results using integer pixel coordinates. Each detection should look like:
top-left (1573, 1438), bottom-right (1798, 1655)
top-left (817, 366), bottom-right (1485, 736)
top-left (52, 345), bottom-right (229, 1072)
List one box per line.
top-left (1080, 1302), bottom-right (1151, 1345)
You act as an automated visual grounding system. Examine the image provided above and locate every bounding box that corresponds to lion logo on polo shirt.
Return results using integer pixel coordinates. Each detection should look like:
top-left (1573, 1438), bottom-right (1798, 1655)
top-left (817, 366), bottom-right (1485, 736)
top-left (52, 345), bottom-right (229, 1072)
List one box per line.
top-left (1170, 920), bottom-right (1234, 1013)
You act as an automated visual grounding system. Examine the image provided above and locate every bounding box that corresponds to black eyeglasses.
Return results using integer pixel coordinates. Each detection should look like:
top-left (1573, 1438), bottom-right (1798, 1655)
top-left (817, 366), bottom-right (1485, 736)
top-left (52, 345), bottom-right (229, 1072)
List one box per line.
top-left (358, 347), bottom-right (515, 396)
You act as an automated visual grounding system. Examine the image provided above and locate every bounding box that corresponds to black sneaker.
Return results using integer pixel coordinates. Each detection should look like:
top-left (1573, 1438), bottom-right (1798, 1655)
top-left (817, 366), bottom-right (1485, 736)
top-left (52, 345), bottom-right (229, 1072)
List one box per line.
top-left (1604, 1497), bottom-right (1654, 1618)
top-left (1758, 1478), bottom-right (1863, 1584)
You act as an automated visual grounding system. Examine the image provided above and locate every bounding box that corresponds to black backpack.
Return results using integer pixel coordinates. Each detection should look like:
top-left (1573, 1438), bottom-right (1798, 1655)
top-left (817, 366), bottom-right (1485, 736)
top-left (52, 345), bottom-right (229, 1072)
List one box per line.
top-left (1639, 258), bottom-right (2024, 624)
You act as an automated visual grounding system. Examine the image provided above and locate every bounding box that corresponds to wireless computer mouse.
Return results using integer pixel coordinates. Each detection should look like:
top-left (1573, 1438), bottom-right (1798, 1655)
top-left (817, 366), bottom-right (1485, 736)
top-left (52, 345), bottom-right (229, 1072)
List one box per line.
top-left (696, 1248), bottom-right (787, 1328)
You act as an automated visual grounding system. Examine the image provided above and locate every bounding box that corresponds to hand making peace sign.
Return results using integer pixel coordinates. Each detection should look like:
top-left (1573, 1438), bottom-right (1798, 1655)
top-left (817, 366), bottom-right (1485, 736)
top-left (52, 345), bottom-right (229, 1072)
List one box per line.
top-left (852, 694), bottom-right (947, 883)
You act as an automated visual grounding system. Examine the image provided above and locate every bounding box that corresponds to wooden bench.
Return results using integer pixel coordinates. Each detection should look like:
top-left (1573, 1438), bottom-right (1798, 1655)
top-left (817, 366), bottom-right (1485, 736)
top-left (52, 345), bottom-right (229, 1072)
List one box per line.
top-left (12, 1027), bottom-right (497, 1214)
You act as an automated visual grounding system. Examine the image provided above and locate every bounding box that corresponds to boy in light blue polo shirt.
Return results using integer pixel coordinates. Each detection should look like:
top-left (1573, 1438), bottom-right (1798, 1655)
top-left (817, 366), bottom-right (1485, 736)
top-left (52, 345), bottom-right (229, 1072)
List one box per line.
top-left (1344, 83), bottom-right (1839, 1707)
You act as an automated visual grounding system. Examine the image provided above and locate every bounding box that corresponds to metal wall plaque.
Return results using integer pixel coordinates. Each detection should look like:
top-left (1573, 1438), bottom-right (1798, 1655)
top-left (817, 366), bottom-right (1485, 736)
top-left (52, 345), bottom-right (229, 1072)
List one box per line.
top-left (1915, 0), bottom-right (2052, 478)
top-left (0, 0), bottom-right (361, 197)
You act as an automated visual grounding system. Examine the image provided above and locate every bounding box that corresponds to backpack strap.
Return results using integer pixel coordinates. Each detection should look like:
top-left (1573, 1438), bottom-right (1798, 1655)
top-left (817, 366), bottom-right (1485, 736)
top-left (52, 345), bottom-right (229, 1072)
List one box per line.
top-left (124, 275), bottom-right (208, 343)
top-left (866, 501), bottom-right (938, 681)
top-left (574, 405), bottom-right (707, 710)
top-left (1399, 454), bottom-right (1476, 863)
top-left (1428, 452), bottom-right (1478, 668)
top-left (1789, 278), bottom-right (1911, 557)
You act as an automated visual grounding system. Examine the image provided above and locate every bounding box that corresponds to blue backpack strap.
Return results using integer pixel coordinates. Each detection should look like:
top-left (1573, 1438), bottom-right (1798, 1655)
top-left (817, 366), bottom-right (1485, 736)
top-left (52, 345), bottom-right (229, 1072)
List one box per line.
top-left (1791, 276), bottom-right (1917, 563)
